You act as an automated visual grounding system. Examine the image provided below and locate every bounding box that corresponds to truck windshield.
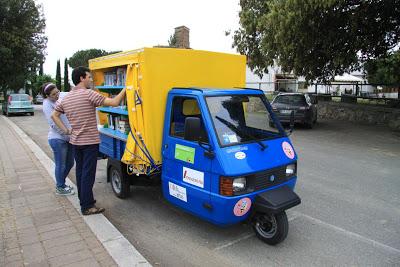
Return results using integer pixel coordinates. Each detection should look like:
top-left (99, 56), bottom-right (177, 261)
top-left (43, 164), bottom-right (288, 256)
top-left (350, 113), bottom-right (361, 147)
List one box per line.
top-left (206, 95), bottom-right (283, 147)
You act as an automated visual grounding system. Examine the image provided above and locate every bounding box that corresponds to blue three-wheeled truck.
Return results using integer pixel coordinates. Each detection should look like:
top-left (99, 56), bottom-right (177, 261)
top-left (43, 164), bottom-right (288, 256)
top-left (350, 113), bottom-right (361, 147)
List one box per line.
top-left (91, 48), bottom-right (301, 245)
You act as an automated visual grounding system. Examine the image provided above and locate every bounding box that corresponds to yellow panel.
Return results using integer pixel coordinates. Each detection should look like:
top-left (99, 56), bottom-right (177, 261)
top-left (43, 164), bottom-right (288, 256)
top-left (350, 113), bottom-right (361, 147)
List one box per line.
top-left (140, 48), bottom-right (246, 169)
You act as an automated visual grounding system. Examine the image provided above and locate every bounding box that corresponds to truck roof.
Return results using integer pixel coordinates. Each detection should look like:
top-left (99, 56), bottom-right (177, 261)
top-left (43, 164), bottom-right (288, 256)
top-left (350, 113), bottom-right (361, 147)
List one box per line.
top-left (170, 87), bottom-right (264, 96)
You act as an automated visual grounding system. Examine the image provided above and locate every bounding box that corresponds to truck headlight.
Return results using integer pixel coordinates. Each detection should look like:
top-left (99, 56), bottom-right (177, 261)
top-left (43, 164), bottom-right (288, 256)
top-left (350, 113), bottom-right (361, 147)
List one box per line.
top-left (286, 164), bottom-right (296, 176)
top-left (232, 177), bottom-right (246, 192)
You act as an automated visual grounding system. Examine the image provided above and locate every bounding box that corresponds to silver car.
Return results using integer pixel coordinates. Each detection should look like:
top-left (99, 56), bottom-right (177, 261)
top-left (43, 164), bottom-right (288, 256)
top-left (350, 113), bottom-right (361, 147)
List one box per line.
top-left (35, 94), bottom-right (44, 104)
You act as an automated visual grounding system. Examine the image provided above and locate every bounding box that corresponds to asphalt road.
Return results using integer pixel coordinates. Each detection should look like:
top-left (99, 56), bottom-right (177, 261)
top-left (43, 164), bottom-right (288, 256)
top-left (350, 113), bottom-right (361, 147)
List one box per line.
top-left (5, 105), bottom-right (400, 266)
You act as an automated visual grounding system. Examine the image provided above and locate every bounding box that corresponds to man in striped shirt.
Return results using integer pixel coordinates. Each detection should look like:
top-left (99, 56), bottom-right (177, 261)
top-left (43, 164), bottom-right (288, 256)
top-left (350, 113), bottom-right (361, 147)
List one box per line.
top-left (52, 66), bottom-right (126, 215)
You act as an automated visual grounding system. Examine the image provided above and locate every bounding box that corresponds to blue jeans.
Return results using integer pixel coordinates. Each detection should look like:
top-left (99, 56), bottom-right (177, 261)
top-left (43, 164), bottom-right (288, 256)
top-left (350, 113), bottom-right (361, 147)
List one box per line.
top-left (73, 144), bottom-right (99, 212)
top-left (48, 139), bottom-right (74, 188)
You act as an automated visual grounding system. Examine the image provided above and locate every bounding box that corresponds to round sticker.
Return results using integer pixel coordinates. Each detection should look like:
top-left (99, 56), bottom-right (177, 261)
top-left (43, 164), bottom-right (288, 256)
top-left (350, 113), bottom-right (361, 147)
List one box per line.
top-left (235, 151), bottom-right (246, 160)
top-left (233, 197), bottom-right (252, 216)
top-left (282, 141), bottom-right (295, 159)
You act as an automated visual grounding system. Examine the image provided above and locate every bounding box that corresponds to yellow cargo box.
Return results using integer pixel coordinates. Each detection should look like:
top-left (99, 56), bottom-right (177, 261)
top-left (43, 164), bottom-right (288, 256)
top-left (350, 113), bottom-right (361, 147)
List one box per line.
top-left (89, 47), bottom-right (246, 174)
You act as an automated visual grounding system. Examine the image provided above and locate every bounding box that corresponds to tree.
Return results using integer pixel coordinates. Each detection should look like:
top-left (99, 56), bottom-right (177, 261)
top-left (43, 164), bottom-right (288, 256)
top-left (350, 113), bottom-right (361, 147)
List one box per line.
top-left (39, 62), bottom-right (44, 76)
top-left (168, 33), bottom-right (178, 47)
top-left (32, 74), bottom-right (55, 97)
top-left (56, 60), bottom-right (62, 90)
top-left (68, 49), bottom-right (121, 68)
top-left (64, 58), bottom-right (70, 91)
top-left (0, 0), bottom-right (47, 94)
top-left (233, 0), bottom-right (400, 82)
top-left (365, 51), bottom-right (400, 85)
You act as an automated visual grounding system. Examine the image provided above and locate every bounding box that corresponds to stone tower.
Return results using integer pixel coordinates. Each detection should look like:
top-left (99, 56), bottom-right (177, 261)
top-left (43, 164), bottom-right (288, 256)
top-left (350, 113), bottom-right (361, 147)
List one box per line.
top-left (174, 26), bottom-right (190, 49)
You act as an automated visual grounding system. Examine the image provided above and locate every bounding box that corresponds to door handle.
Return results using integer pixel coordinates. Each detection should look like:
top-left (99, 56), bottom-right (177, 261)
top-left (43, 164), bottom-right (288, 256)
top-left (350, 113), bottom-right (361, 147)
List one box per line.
top-left (204, 150), bottom-right (215, 159)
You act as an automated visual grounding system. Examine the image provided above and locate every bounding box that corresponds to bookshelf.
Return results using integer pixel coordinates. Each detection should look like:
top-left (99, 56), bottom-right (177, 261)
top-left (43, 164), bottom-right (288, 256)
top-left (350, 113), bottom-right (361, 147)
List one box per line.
top-left (96, 85), bottom-right (125, 92)
top-left (95, 66), bottom-right (130, 142)
top-left (98, 127), bottom-right (128, 142)
top-left (97, 106), bottom-right (128, 116)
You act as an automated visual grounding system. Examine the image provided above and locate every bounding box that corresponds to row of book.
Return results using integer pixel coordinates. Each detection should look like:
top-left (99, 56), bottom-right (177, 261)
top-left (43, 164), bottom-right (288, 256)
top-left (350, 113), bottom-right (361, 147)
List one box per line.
top-left (110, 92), bottom-right (127, 107)
top-left (104, 68), bottom-right (126, 86)
top-left (106, 114), bottom-right (130, 135)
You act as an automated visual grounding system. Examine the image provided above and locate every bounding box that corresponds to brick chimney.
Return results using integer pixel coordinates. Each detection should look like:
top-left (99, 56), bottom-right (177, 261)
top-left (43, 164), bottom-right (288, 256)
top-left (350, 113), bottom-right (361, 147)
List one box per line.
top-left (174, 26), bottom-right (190, 49)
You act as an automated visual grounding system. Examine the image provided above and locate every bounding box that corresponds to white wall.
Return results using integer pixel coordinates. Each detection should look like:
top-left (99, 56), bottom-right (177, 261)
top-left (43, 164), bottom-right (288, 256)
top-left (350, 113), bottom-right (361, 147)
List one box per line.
top-left (245, 66), bottom-right (298, 92)
top-left (245, 64), bottom-right (379, 96)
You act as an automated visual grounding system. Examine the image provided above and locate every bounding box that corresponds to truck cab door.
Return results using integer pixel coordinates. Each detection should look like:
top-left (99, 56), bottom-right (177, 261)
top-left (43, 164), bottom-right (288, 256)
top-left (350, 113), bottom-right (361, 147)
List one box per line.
top-left (161, 95), bottom-right (214, 220)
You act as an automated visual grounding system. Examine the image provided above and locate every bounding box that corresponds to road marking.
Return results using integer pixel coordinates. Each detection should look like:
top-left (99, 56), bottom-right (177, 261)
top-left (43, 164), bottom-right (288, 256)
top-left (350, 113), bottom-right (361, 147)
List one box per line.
top-left (213, 214), bottom-right (300, 251)
top-left (214, 233), bottom-right (254, 251)
top-left (213, 211), bottom-right (400, 255)
top-left (291, 211), bottom-right (400, 255)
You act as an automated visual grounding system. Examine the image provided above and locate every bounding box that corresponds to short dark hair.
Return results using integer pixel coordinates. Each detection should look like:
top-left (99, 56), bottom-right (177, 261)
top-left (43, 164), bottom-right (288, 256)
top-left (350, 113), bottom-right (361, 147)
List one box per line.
top-left (72, 66), bottom-right (90, 85)
top-left (41, 82), bottom-right (56, 98)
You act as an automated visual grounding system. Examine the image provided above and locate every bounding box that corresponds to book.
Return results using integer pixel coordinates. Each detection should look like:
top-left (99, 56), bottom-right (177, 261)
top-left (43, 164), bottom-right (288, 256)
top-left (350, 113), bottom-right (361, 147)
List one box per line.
top-left (104, 71), bottom-right (117, 86)
top-left (108, 114), bottom-right (114, 130)
top-left (116, 68), bottom-right (126, 86)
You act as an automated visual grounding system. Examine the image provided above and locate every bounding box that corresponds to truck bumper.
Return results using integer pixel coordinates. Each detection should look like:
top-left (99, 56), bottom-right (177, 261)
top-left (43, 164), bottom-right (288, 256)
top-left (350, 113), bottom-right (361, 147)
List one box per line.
top-left (253, 185), bottom-right (301, 214)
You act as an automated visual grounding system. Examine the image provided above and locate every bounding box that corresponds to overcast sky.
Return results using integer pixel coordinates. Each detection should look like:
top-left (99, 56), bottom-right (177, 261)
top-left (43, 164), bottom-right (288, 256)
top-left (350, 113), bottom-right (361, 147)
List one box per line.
top-left (36, 0), bottom-right (241, 77)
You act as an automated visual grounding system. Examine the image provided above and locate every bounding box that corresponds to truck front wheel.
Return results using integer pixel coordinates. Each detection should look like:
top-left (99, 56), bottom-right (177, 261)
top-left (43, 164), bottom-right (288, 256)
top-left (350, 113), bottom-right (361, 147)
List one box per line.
top-left (252, 211), bottom-right (288, 245)
top-left (109, 165), bottom-right (130, 199)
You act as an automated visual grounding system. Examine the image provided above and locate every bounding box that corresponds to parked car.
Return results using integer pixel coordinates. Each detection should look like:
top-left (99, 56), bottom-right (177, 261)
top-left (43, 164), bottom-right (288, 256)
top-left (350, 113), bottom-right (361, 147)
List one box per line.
top-left (2, 94), bottom-right (34, 116)
top-left (34, 94), bottom-right (44, 104)
top-left (270, 93), bottom-right (317, 128)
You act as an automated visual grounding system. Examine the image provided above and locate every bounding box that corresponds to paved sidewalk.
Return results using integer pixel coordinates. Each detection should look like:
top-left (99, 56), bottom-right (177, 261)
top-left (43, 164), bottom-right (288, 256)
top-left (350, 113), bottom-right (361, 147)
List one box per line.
top-left (0, 117), bottom-right (117, 267)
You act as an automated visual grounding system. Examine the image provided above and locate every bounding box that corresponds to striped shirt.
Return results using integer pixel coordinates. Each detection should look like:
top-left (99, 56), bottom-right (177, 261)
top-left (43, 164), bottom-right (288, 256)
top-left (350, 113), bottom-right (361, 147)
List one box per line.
top-left (55, 86), bottom-right (105, 145)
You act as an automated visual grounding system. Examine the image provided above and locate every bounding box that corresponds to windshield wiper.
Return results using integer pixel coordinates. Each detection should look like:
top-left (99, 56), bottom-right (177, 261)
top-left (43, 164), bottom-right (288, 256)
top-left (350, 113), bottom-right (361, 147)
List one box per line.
top-left (215, 116), bottom-right (267, 151)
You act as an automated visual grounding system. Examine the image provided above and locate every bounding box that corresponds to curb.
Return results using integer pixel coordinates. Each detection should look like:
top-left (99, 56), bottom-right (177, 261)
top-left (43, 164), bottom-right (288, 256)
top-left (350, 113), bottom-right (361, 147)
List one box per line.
top-left (2, 115), bottom-right (151, 267)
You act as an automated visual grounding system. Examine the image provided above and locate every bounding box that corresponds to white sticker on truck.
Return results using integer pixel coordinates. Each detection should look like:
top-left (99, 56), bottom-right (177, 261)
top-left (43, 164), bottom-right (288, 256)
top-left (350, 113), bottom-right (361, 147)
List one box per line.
top-left (183, 167), bottom-right (204, 188)
top-left (168, 182), bottom-right (187, 202)
top-left (235, 151), bottom-right (246, 160)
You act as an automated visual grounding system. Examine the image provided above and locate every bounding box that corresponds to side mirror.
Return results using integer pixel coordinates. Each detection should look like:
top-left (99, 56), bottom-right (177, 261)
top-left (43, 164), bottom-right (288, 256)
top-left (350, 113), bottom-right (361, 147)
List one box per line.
top-left (184, 117), bottom-right (201, 141)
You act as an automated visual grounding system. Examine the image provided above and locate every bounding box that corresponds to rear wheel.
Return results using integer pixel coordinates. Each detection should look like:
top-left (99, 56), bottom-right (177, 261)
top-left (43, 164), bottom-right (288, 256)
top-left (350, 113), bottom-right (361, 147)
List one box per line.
top-left (108, 165), bottom-right (130, 199)
top-left (252, 211), bottom-right (288, 245)
top-left (30, 112), bottom-right (34, 116)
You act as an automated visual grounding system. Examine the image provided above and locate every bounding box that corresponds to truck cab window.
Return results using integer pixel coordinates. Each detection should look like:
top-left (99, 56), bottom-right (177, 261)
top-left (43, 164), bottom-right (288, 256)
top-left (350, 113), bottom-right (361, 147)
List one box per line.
top-left (169, 97), bottom-right (208, 143)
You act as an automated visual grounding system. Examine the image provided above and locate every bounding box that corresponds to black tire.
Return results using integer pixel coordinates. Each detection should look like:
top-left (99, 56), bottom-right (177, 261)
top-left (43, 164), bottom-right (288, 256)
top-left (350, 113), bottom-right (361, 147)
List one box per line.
top-left (252, 211), bottom-right (288, 245)
top-left (108, 165), bottom-right (130, 198)
top-left (30, 112), bottom-right (34, 116)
